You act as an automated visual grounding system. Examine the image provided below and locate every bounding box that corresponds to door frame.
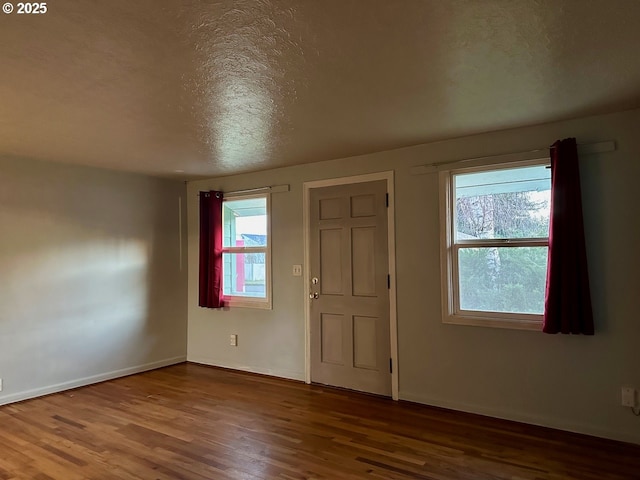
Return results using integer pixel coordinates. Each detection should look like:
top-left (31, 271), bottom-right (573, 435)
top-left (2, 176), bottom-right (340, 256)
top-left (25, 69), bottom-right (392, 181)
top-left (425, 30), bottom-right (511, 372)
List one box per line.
top-left (303, 171), bottom-right (398, 400)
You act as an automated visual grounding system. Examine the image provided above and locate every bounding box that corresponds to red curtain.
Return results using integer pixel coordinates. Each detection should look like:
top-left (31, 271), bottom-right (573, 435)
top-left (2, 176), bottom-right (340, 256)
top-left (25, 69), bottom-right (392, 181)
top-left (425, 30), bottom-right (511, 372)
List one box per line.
top-left (199, 191), bottom-right (225, 308)
top-left (543, 138), bottom-right (594, 334)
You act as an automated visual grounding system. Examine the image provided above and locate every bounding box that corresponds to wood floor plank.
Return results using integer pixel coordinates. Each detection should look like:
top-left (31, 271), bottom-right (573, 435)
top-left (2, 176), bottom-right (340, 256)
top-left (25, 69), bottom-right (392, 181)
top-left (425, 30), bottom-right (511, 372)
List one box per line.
top-left (0, 363), bottom-right (638, 479)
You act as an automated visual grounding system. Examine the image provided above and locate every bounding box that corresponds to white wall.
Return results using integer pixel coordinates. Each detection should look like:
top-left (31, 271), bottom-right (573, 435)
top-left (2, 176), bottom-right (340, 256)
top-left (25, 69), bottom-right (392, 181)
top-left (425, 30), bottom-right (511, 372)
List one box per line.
top-left (0, 157), bottom-right (188, 404)
top-left (187, 108), bottom-right (640, 445)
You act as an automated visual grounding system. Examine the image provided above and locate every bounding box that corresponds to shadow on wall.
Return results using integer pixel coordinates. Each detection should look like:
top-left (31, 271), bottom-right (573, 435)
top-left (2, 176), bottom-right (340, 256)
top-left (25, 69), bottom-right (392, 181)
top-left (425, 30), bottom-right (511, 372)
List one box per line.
top-left (0, 157), bottom-right (186, 395)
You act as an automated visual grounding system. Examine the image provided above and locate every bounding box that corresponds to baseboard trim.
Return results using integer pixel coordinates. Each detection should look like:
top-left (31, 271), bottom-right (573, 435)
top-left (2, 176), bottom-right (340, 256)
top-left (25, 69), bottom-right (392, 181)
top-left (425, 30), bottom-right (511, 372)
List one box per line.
top-left (0, 356), bottom-right (187, 407)
top-left (187, 356), bottom-right (304, 382)
top-left (400, 391), bottom-right (640, 446)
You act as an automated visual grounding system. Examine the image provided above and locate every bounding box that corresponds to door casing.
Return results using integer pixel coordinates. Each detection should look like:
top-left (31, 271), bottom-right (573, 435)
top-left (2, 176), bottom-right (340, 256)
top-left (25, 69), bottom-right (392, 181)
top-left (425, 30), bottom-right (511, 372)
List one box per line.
top-left (303, 171), bottom-right (398, 400)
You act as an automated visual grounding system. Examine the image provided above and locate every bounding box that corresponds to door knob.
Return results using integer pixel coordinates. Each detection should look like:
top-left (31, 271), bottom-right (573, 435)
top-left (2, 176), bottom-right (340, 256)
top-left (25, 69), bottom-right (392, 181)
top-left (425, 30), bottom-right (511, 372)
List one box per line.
top-left (309, 292), bottom-right (319, 299)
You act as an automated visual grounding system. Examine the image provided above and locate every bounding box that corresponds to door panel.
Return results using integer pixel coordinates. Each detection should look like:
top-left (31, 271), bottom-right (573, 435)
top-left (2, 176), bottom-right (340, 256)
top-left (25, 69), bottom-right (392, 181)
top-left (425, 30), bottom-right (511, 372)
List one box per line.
top-left (353, 315), bottom-right (378, 370)
top-left (321, 313), bottom-right (345, 365)
top-left (319, 229), bottom-right (344, 295)
top-left (310, 180), bottom-right (391, 396)
top-left (350, 194), bottom-right (377, 218)
top-left (319, 197), bottom-right (343, 220)
top-left (352, 226), bottom-right (376, 296)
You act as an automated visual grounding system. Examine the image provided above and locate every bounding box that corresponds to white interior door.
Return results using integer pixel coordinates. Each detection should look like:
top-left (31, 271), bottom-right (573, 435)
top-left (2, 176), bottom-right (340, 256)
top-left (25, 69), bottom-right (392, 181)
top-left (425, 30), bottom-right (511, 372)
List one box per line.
top-left (309, 180), bottom-right (391, 396)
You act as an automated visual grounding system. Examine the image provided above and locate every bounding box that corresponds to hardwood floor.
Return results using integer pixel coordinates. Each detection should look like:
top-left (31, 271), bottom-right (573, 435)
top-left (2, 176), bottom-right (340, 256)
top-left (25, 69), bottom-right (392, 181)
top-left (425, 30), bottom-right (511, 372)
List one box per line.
top-left (0, 363), bottom-right (638, 480)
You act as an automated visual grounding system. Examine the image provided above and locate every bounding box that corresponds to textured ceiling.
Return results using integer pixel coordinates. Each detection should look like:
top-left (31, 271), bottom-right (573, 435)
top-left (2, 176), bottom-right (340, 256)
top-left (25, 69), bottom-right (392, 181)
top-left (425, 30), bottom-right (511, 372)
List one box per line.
top-left (1, 0), bottom-right (639, 179)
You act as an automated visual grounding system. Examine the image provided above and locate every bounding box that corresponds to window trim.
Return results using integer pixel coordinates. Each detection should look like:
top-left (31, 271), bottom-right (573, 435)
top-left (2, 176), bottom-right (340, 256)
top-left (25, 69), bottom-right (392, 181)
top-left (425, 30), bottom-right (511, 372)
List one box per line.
top-left (439, 158), bottom-right (550, 330)
top-left (222, 192), bottom-right (272, 310)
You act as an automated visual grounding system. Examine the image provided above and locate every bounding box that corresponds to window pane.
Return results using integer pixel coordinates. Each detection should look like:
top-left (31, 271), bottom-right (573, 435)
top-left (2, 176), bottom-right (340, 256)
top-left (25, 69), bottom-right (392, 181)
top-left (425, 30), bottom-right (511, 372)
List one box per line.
top-left (454, 165), bottom-right (550, 240)
top-left (223, 197), bottom-right (267, 248)
top-left (223, 252), bottom-right (267, 298)
top-left (458, 246), bottom-right (548, 314)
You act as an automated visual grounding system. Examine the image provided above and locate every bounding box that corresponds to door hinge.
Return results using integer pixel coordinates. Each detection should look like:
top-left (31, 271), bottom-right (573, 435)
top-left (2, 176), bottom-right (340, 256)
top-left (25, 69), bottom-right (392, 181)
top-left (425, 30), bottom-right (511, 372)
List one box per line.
top-left (385, 193), bottom-right (389, 207)
top-left (387, 274), bottom-right (390, 289)
top-left (389, 358), bottom-right (393, 374)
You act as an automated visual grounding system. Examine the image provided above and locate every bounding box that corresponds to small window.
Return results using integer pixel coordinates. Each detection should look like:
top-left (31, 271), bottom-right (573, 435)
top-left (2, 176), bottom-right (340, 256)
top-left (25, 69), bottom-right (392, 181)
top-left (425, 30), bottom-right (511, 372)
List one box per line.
top-left (440, 160), bottom-right (551, 329)
top-left (222, 194), bottom-right (271, 309)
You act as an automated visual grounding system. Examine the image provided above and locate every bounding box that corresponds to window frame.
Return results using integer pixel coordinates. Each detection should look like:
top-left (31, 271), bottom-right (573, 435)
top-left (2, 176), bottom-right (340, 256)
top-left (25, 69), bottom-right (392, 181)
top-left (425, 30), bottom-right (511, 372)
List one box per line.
top-left (439, 158), bottom-right (550, 330)
top-left (222, 192), bottom-right (272, 310)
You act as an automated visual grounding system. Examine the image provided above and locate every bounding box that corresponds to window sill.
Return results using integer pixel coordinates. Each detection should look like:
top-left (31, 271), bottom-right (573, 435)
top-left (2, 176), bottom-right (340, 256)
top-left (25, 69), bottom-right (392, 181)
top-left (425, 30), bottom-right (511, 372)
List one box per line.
top-left (224, 297), bottom-right (272, 310)
top-left (443, 314), bottom-right (542, 331)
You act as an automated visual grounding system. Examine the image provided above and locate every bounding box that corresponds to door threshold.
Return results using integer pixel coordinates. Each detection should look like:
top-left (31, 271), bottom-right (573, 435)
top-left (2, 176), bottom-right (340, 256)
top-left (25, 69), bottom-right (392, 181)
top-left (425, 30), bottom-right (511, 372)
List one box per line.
top-left (310, 382), bottom-right (393, 400)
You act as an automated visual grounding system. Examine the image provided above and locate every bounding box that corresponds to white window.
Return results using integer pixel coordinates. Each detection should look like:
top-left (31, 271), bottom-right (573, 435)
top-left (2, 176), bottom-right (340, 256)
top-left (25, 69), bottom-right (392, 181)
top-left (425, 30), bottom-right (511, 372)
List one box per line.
top-left (439, 160), bottom-right (551, 329)
top-left (222, 194), bottom-right (271, 309)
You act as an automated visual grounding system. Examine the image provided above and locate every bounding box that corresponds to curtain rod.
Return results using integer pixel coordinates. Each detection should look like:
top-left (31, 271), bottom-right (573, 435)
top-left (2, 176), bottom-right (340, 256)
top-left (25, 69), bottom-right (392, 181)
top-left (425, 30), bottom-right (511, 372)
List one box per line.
top-left (410, 140), bottom-right (616, 175)
top-left (197, 184), bottom-right (290, 197)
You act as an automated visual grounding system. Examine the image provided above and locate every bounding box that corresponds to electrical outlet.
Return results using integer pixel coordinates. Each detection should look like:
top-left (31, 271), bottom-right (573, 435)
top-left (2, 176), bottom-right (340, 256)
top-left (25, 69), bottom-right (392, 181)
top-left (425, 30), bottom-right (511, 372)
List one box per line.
top-left (230, 334), bottom-right (238, 346)
top-left (0, 378), bottom-right (3, 392)
top-left (292, 264), bottom-right (302, 276)
top-left (621, 386), bottom-right (636, 407)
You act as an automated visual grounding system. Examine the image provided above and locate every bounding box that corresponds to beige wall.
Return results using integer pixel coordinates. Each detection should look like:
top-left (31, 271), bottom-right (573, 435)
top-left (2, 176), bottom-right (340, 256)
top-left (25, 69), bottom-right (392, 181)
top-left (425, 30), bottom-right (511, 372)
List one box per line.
top-left (188, 108), bottom-right (640, 445)
top-left (0, 157), bottom-right (188, 404)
